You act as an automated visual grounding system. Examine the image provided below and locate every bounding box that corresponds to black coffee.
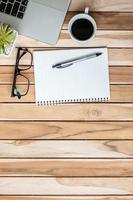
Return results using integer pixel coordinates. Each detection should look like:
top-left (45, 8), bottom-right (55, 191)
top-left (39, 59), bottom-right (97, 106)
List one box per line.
top-left (71, 18), bottom-right (94, 41)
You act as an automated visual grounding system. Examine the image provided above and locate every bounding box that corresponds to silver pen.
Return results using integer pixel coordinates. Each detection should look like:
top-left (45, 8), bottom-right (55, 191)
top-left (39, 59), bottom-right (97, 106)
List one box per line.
top-left (52, 52), bottom-right (102, 69)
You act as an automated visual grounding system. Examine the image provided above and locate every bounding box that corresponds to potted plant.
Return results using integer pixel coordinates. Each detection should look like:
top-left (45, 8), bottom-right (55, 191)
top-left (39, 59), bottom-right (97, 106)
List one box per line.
top-left (0, 23), bottom-right (17, 56)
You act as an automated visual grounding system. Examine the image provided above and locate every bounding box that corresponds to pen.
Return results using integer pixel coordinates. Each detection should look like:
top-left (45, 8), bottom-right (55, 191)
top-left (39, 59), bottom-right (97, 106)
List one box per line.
top-left (52, 52), bottom-right (102, 69)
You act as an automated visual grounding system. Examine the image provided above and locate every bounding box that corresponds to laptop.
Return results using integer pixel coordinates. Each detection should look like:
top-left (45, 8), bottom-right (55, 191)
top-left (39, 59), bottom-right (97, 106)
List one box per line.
top-left (0, 0), bottom-right (70, 44)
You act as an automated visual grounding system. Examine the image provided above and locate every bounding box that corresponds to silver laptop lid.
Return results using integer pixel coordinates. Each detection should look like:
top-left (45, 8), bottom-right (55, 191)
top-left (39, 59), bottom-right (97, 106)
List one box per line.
top-left (19, 0), bottom-right (70, 44)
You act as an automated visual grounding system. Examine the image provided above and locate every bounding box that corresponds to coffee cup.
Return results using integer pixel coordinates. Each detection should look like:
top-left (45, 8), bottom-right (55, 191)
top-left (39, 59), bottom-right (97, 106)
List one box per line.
top-left (68, 7), bottom-right (97, 43)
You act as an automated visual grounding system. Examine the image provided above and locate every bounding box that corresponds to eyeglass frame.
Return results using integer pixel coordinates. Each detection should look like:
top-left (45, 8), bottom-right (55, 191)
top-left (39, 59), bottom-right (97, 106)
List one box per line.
top-left (11, 47), bottom-right (33, 99)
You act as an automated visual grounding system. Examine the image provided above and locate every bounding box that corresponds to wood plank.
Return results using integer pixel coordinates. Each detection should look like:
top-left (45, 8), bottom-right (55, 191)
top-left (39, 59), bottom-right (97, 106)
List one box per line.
top-left (64, 12), bottom-right (133, 30)
top-left (0, 66), bottom-right (33, 74)
top-left (0, 121), bottom-right (133, 139)
top-left (0, 85), bottom-right (133, 103)
top-left (0, 49), bottom-right (133, 66)
top-left (0, 159), bottom-right (133, 177)
top-left (0, 140), bottom-right (133, 158)
top-left (0, 73), bottom-right (33, 84)
top-left (69, 0), bottom-right (133, 11)
top-left (15, 31), bottom-right (133, 48)
top-left (0, 103), bottom-right (133, 121)
top-left (0, 177), bottom-right (133, 195)
top-left (1, 67), bottom-right (133, 85)
top-left (110, 85), bottom-right (133, 102)
top-left (110, 67), bottom-right (133, 84)
top-left (0, 85), bottom-right (35, 102)
top-left (109, 49), bottom-right (133, 66)
top-left (0, 196), bottom-right (133, 200)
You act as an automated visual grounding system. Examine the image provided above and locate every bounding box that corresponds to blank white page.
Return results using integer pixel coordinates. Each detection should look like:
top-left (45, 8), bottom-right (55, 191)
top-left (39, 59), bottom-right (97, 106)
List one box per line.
top-left (33, 48), bottom-right (110, 105)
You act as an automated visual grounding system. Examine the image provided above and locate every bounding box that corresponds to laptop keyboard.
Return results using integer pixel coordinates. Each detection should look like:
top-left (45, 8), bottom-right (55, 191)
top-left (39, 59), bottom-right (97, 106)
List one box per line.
top-left (0, 0), bottom-right (29, 19)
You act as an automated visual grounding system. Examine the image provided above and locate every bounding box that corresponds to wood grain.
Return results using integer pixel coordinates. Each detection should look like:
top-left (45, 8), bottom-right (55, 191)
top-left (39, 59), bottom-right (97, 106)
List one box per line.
top-left (69, 0), bottom-right (133, 11)
top-left (110, 67), bottom-right (133, 84)
top-left (0, 140), bottom-right (133, 158)
top-left (0, 177), bottom-right (133, 195)
top-left (0, 159), bottom-right (133, 177)
top-left (64, 12), bottom-right (133, 30)
top-left (1, 67), bottom-right (133, 84)
top-left (15, 31), bottom-right (133, 48)
top-left (0, 196), bottom-right (133, 200)
top-left (0, 104), bottom-right (132, 121)
top-left (0, 121), bottom-right (133, 139)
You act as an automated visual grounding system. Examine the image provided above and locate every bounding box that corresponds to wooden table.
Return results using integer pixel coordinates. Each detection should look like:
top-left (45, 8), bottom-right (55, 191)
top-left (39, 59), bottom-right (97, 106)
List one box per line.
top-left (0, 0), bottom-right (133, 199)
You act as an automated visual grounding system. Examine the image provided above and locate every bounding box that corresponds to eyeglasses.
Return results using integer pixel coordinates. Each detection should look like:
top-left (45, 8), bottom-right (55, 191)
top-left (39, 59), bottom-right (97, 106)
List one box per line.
top-left (11, 48), bottom-right (33, 99)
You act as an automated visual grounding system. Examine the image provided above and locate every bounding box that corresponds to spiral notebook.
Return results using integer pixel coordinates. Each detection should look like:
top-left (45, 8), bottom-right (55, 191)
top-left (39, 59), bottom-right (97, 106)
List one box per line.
top-left (34, 48), bottom-right (110, 106)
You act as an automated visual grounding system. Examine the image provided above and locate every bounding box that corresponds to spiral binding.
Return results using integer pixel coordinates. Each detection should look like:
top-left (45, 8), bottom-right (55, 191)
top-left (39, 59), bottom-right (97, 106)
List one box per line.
top-left (37, 97), bottom-right (109, 106)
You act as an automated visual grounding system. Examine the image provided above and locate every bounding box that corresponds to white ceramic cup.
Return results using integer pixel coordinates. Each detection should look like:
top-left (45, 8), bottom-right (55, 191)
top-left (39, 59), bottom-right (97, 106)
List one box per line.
top-left (68, 7), bottom-right (97, 43)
